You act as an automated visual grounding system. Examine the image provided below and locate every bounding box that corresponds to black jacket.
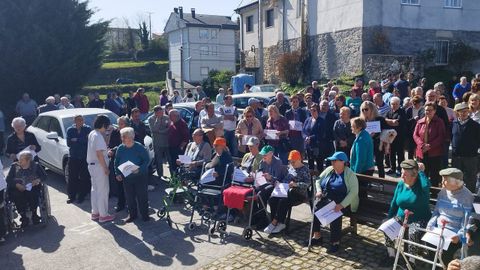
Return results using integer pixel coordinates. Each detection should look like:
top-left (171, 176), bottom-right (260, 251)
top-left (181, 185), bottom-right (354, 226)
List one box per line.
top-left (451, 118), bottom-right (480, 157)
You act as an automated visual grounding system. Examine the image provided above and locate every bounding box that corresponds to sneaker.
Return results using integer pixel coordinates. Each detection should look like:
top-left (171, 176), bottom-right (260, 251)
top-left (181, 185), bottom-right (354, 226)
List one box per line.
top-left (271, 223), bottom-right (286, 234)
top-left (114, 206), bottom-right (125, 213)
top-left (328, 243), bottom-right (340, 253)
top-left (263, 223), bottom-right (276, 234)
top-left (66, 198), bottom-right (74, 204)
top-left (99, 214), bottom-right (115, 223)
top-left (386, 169), bottom-right (396, 175)
top-left (147, 185), bottom-right (155, 191)
top-left (305, 237), bottom-right (323, 247)
top-left (124, 216), bottom-right (136, 223)
top-left (91, 213), bottom-right (100, 221)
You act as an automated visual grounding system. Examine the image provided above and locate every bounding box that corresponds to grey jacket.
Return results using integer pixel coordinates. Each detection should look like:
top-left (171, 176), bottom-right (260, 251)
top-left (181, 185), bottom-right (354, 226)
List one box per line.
top-left (148, 115), bottom-right (170, 148)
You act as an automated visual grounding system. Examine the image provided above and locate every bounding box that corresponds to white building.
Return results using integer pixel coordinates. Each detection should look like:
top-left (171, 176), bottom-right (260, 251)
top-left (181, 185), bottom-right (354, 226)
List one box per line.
top-left (164, 7), bottom-right (239, 83)
top-left (105, 27), bottom-right (141, 51)
top-left (236, 0), bottom-right (480, 81)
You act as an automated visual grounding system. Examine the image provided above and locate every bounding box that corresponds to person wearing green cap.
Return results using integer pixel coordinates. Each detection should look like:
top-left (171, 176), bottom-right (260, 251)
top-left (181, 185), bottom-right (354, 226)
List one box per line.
top-left (381, 159), bottom-right (431, 267)
top-left (451, 102), bottom-right (480, 192)
top-left (258, 145), bottom-right (288, 234)
top-left (427, 167), bottom-right (474, 265)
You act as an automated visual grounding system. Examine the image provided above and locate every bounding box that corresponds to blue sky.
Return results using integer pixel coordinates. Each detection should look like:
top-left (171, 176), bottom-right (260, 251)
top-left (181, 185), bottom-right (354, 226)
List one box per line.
top-left (86, 0), bottom-right (252, 33)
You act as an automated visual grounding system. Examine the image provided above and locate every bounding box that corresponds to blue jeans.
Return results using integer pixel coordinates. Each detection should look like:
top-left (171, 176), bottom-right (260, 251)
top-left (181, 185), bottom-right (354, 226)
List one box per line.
top-left (224, 130), bottom-right (237, 157)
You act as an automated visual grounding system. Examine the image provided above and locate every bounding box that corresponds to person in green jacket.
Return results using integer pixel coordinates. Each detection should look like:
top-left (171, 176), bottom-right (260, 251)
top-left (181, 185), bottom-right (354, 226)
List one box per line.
top-left (380, 159), bottom-right (431, 267)
top-left (309, 151), bottom-right (359, 253)
top-left (350, 117), bottom-right (375, 175)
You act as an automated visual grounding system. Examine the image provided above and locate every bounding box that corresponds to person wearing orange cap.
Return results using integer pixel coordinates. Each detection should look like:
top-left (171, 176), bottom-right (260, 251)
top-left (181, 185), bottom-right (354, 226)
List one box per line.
top-left (205, 137), bottom-right (233, 187)
top-left (204, 137), bottom-right (234, 220)
top-left (264, 150), bottom-right (311, 234)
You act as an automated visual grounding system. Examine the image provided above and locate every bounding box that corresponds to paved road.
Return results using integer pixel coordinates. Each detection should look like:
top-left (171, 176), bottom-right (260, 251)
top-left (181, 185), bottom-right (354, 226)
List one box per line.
top-left (0, 161), bottom-right (252, 270)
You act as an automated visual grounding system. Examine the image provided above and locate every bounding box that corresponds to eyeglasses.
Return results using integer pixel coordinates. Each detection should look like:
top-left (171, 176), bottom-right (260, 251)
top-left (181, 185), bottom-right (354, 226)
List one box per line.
top-left (361, 108), bottom-right (369, 112)
top-left (245, 115), bottom-right (254, 118)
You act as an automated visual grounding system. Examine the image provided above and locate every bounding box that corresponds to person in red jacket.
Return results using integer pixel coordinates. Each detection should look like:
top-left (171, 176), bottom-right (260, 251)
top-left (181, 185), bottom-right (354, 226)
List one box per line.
top-left (167, 109), bottom-right (190, 176)
top-left (413, 102), bottom-right (446, 187)
top-left (133, 88), bottom-right (149, 120)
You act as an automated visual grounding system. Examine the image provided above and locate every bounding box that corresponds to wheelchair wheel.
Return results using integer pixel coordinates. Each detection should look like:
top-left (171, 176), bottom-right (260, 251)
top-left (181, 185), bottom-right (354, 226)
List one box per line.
top-left (208, 227), bottom-right (216, 236)
top-left (187, 222), bottom-right (196, 231)
top-left (242, 228), bottom-right (253, 240)
top-left (39, 184), bottom-right (51, 226)
top-left (157, 207), bottom-right (166, 219)
top-left (201, 211), bottom-right (212, 222)
top-left (216, 221), bottom-right (227, 233)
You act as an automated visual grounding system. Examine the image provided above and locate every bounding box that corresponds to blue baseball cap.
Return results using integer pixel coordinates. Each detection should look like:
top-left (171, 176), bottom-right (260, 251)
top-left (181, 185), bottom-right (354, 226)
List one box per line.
top-left (326, 151), bottom-right (349, 162)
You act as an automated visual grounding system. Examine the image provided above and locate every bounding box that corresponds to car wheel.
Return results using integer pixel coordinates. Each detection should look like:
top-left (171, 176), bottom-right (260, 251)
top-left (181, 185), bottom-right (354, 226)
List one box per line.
top-left (63, 160), bottom-right (70, 184)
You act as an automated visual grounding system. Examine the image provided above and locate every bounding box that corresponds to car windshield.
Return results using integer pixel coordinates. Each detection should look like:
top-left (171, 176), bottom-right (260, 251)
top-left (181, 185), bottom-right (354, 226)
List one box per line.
top-left (62, 113), bottom-right (118, 129)
top-left (251, 85), bottom-right (276, 92)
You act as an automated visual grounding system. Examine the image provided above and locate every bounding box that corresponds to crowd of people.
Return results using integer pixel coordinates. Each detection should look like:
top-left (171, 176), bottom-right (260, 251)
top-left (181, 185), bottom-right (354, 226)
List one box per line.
top-left (1, 72), bottom-right (480, 268)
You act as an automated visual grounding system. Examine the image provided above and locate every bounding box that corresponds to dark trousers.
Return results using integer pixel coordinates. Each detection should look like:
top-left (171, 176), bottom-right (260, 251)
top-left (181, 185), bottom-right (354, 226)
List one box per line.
top-left (307, 150), bottom-right (330, 172)
top-left (268, 189), bottom-right (306, 223)
top-left (418, 155), bottom-right (442, 187)
top-left (224, 130), bottom-right (237, 157)
top-left (0, 131), bottom-right (4, 154)
top-left (67, 158), bottom-right (90, 200)
top-left (108, 160), bottom-right (125, 208)
top-left (168, 146), bottom-right (182, 176)
top-left (452, 156), bottom-right (478, 193)
top-left (123, 174), bottom-right (149, 219)
top-left (374, 146), bottom-right (385, 178)
top-left (154, 146), bottom-right (169, 177)
top-left (312, 197), bottom-right (350, 244)
top-left (12, 185), bottom-right (41, 216)
top-left (0, 190), bottom-right (6, 237)
top-left (389, 139), bottom-right (404, 172)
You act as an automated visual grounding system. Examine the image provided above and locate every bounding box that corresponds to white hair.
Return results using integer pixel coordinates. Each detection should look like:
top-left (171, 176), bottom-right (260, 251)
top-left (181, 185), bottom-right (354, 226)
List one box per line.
top-left (45, 96), bottom-right (55, 103)
top-left (445, 176), bottom-right (464, 188)
top-left (18, 150), bottom-right (33, 161)
top-left (120, 127), bottom-right (135, 139)
top-left (403, 97), bottom-right (411, 106)
top-left (328, 91), bottom-right (337, 97)
top-left (11, 117), bottom-right (26, 128)
top-left (390, 97), bottom-right (401, 104)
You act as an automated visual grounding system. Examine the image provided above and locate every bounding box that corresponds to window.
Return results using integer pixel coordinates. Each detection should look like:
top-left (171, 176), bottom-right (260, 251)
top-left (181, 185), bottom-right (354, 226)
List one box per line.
top-left (49, 118), bottom-right (63, 138)
top-left (434, 40), bottom-right (449, 65)
top-left (199, 29), bottom-right (209, 39)
top-left (444, 0), bottom-right (462, 8)
top-left (296, 0), bottom-right (303, 18)
top-left (211, 46), bottom-right (218, 56)
top-left (200, 67), bottom-right (209, 77)
top-left (265, 9), bottom-right (274, 28)
top-left (211, 29), bottom-right (218, 39)
top-left (246, 15), bottom-right (253, 32)
top-left (200, 46), bottom-right (209, 55)
top-left (34, 116), bottom-right (51, 132)
top-left (401, 0), bottom-right (419, 5)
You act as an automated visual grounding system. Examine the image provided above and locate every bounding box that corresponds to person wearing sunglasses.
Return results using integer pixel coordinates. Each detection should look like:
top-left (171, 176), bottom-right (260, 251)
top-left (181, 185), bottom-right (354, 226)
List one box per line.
top-left (236, 106), bottom-right (264, 155)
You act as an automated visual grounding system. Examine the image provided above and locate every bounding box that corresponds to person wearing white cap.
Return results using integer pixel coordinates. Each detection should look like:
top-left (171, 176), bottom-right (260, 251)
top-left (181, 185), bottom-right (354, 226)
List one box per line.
top-left (240, 136), bottom-right (262, 173)
top-left (451, 102), bottom-right (480, 192)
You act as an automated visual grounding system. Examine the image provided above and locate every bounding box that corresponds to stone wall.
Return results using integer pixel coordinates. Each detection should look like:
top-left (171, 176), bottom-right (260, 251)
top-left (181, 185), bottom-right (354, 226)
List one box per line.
top-left (362, 54), bottom-right (421, 81)
top-left (308, 28), bottom-right (363, 81)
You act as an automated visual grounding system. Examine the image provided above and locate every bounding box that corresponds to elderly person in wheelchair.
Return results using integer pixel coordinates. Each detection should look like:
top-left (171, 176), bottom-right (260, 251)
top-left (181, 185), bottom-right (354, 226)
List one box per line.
top-left (5, 151), bottom-right (47, 228)
top-left (176, 128), bottom-right (212, 181)
top-left (427, 168), bottom-right (475, 265)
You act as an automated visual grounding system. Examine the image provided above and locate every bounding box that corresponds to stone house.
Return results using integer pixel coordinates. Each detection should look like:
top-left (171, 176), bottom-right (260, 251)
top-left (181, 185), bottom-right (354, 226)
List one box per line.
top-left (236, 0), bottom-right (480, 82)
top-left (164, 7), bottom-right (239, 84)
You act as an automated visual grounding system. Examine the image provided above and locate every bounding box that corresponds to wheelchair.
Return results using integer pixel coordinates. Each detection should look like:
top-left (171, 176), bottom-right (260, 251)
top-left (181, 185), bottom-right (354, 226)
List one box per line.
top-left (3, 182), bottom-right (51, 233)
top-left (187, 162), bottom-right (233, 241)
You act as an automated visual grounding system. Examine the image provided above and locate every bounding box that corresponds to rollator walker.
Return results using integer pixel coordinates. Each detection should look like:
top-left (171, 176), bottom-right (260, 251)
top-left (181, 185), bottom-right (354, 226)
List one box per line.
top-left (393, 210), bottom-right (446, 270)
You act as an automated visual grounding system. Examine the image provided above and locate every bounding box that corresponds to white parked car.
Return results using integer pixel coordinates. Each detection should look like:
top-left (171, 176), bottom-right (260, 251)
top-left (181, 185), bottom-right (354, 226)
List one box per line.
top-left (27, 108), bottom-right (155, 183)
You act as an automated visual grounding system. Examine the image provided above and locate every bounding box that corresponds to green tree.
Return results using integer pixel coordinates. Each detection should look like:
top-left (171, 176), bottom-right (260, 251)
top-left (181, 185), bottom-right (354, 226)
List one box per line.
top-left (0, 0), bottom-right (108, 113)
top-left (139, 21), bottom-right (149, 50)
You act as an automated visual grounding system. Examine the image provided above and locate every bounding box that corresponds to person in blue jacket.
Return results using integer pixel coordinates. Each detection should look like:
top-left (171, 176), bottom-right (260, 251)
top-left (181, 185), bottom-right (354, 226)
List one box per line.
top-left (114, 127), bottom-right (150, 222)
top-left (349, 117), bottom-right (375, 176)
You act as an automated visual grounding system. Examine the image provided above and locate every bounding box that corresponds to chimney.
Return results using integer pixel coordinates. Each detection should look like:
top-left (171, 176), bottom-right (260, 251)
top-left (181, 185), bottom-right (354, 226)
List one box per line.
top-left (191, 8), bottom-right (196, 19)
top-left (173, 8), bottom-right (178, 14)
top-left (179, 7), bottom-right (183, 19)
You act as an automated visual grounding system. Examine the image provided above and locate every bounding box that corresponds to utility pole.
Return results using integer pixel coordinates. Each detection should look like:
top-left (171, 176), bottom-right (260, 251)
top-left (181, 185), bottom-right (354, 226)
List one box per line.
top-left (147, 12), bottom-right (153, 40)
top-left (258, 0), bottom-right (264, 84)
top-left (180, 46), bottom-right (184, 91)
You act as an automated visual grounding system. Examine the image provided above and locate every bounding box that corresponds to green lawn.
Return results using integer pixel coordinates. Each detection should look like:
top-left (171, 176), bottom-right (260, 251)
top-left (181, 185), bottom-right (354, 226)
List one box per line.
top-left (101, 60), bottom-right (168, 69)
